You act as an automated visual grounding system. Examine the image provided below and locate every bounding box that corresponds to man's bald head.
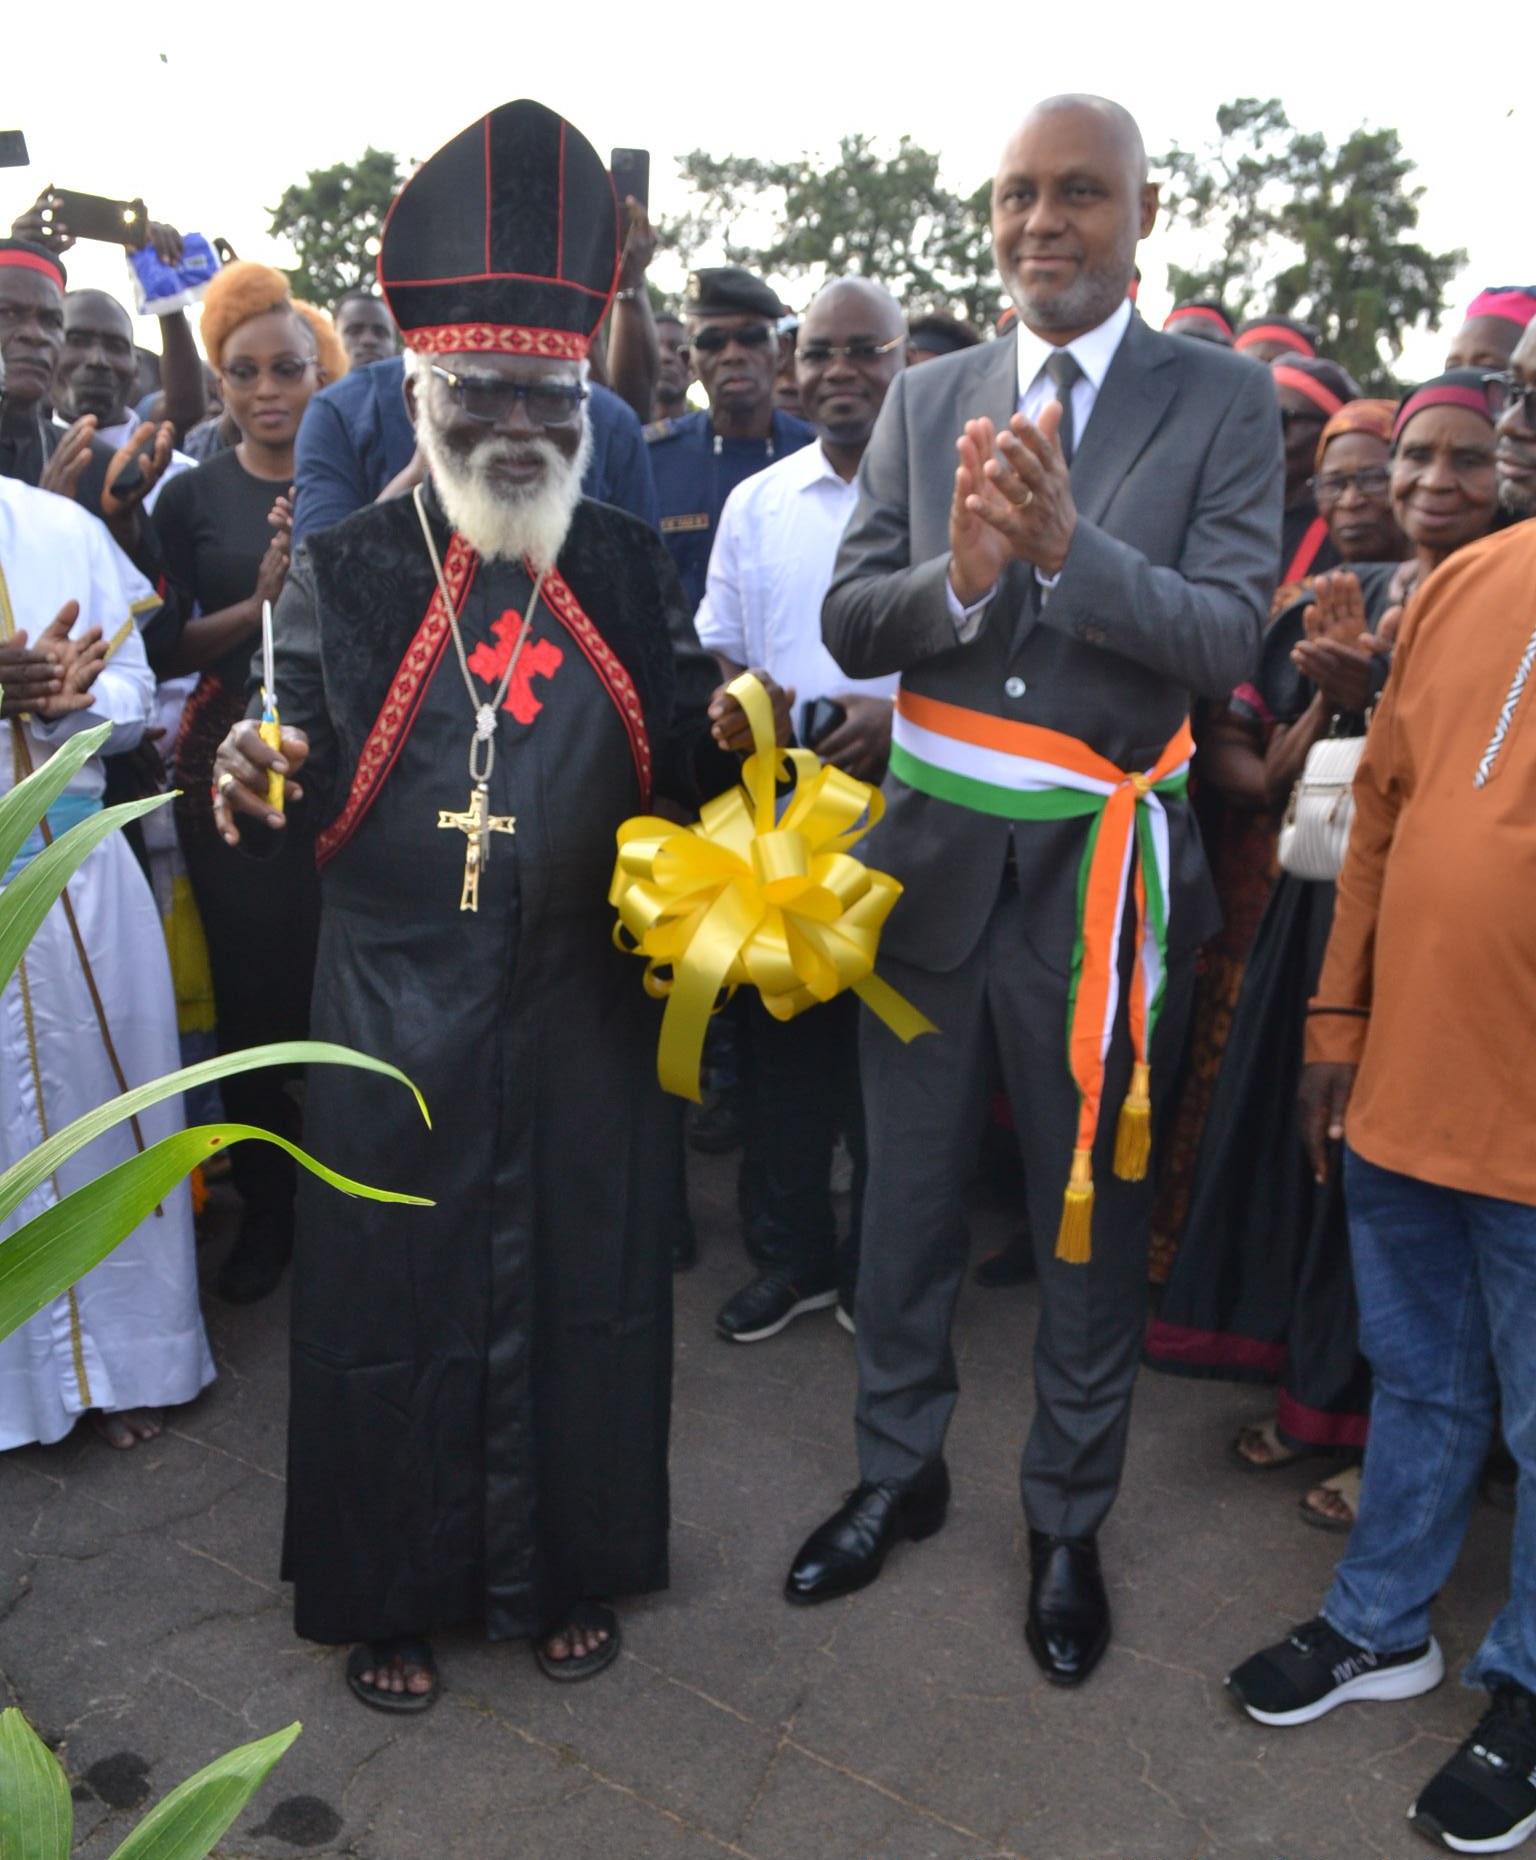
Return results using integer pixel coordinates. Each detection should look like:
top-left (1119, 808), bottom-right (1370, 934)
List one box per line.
top-left (803, 275), bottom-right (906, 339)
top-left (1019, 95), bottom-right (1148, 184)
top-left (991, 95), bottom-right (1157, 343)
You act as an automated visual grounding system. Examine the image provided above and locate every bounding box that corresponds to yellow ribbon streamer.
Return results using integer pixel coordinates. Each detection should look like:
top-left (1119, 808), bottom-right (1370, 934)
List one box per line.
top-left (609, 672), bottom-right (936, 1100)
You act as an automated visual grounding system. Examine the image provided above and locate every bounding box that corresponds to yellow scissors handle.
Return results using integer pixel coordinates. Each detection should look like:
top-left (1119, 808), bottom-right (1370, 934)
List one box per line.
top-left (259, 714), bottom-right (285, 815)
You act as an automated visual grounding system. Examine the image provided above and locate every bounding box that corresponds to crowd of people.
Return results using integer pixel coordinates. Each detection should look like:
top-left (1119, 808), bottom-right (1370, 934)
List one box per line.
top-left (0, 89), bottom-right (1532, 1853)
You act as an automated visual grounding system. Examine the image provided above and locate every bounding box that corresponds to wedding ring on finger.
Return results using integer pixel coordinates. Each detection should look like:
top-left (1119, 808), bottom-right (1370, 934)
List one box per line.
top-left (216, 770), bottom-right (236, 796)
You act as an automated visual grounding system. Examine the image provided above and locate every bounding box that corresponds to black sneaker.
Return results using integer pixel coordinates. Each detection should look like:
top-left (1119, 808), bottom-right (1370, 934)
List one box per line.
top-left (1227, 1616), bottom-right (1444, 1726)
top-left (1411, 1684), bottom-right (1536, 1853)
top-left (715, 1272), bottom-right (837, 1343)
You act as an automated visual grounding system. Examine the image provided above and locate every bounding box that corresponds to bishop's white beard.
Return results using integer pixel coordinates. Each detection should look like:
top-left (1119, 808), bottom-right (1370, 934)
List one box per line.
top-left (414, 373), bottom-right (592, 570)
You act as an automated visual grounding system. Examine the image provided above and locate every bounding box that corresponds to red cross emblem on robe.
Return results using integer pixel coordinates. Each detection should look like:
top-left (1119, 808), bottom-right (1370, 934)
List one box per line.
top-left (467, 612), bottom-right (565, 723)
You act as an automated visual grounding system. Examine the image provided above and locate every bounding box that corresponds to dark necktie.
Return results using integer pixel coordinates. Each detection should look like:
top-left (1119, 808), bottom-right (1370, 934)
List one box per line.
top-left (1044, 349), bottom-right (1084, 466)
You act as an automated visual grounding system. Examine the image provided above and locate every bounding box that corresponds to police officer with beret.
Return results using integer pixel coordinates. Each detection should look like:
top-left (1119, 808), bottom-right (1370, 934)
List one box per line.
top-left (646, 266), bottom-right (814, 612)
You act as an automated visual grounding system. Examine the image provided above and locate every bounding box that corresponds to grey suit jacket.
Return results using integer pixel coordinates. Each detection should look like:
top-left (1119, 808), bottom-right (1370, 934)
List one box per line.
top-left (823, 314), bottom-right (1282, 975)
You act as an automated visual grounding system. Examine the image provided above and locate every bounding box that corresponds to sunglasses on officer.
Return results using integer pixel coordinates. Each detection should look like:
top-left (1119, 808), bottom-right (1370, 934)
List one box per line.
top-left (688, 323), bottom-right (778, 354)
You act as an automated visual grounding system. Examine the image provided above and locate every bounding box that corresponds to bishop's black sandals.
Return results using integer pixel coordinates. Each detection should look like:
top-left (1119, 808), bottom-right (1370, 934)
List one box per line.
top-left (535, 1602), bottom-right (621, 1682)
top-left (346, 1639), bottom-right (440, 1713)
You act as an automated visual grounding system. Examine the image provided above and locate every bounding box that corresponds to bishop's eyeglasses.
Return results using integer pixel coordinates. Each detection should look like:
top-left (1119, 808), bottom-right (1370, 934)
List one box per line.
top-left (430, 365), bottom-right (588, 428)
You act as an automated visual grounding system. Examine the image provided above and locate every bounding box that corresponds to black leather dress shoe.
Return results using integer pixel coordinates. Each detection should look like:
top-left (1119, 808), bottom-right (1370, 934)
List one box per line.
top-left (1025, 1529), bottom-right (1111, 1686)
top-left (785, 1461), bottom-right (950, 1605)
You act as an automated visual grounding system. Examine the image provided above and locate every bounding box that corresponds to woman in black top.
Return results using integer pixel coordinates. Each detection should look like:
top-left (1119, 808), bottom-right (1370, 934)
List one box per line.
top-left (153, 262), bottom-right (343, 1303)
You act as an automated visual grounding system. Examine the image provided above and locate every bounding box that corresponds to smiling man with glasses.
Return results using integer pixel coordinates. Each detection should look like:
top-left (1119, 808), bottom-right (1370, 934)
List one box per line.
top-left (645, 265), bottom-right (814, 614)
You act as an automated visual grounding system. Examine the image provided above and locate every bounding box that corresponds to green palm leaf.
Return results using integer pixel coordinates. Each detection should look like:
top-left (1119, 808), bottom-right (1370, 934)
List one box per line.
top-left (0, 1041), bottom-right (429, 1231)
top-left (105, 1722), bottom-right (301, 1860)
top-left (0, 1709), bottom-right (72, 1860)
top-left (0, 791), bottom-right (172, 1001)
top-left (0, 1122), bottom-right (432, 1341)
top-left (0, 718), bottom-right (111, 876)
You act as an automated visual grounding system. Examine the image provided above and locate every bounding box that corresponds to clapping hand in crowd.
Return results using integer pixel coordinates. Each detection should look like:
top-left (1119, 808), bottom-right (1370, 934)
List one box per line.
top-left (949, 400), bottom-right (1075, 603)
top-left (0, 601), bottom-right (108, 719)
top-left (1291, 569), bottom-right (1382, 712)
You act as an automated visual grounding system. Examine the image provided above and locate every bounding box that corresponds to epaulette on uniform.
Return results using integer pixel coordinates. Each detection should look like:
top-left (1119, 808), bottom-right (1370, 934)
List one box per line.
top-left (643, 416), bottom-right (684, 444)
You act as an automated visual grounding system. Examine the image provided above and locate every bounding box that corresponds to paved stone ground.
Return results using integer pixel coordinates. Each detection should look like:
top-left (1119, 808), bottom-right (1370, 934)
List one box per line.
top-left (0, 1158), bottom-right (1513, 1860)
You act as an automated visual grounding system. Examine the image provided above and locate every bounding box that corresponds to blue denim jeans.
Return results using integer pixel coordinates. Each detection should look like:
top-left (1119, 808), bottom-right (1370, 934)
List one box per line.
top-left (1322, 1148), bottom-right (1536, 1694)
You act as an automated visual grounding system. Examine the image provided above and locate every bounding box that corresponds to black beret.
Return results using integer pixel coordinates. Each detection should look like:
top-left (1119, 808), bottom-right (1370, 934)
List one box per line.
top-left (684, 266), bottom-right (784, 321)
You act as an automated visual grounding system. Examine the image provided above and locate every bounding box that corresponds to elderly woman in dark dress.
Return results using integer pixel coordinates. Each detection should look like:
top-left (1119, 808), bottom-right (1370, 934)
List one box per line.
top-left (1146, 372), bottom-right (1502, 1529)
top-left (1148, 399), bottom-right (1404, 1283)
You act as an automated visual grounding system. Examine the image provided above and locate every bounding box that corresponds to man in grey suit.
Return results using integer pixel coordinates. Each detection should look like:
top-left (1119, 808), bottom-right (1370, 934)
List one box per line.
top-left (784, 95), bottom-right (1283, 1684)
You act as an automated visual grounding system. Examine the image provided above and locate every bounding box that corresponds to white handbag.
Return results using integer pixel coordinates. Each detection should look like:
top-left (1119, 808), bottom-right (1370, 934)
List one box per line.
top-left (1277, 726), bottom-right (1367, 882)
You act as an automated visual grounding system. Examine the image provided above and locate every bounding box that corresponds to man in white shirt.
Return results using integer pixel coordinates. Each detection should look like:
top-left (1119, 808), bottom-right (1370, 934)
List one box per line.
top-left (695, 278), bottom-right (904, 1344)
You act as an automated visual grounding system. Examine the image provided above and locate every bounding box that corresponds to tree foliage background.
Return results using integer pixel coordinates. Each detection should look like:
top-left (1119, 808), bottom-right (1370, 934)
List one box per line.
top-left (1158, 98), bottom-right (1463, 390)
top-left (267, 147), bottom-right (403, 306)
top-left (660, 136), bottom-right (998, 326)
top-left (663, 104), bottom-right (1462, 390)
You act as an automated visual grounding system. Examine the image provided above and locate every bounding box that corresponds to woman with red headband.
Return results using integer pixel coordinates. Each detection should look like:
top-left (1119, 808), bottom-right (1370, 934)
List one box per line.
top-left (1445, 284), bottom-right (1536, 373)
top-left (1146, 372), bottom-right (1499, 1529)
top-left (1148, 398), bottom-right (1405, 1282)
top-left (1271, 357), bottom-right (1362, 593)
top-left (1233, 314), bottom-right (1319, 363)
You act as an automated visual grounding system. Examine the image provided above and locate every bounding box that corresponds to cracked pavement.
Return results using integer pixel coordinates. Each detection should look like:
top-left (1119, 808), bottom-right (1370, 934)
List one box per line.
top-left (0, 1160), bottom-right (1514, 1859)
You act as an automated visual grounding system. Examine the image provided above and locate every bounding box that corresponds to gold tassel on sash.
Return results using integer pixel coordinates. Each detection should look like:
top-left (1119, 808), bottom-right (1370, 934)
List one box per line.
top-left (1112, 1060), bottom-right (1153, 1182)
top-left (1055, 1148), bottom-right (1095, 1264)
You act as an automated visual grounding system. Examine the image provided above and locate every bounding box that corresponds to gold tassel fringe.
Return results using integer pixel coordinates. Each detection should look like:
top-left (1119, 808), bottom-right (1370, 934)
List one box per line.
top-left (1055, 1148), bottom-right (1095, 1264)
top-left (1113, 1061), bottom-right (1152, 1182)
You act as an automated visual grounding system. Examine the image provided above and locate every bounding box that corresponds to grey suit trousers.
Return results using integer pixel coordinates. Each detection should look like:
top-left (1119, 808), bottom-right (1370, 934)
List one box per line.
top-left (853, 874), bottom-right (1194, 1539)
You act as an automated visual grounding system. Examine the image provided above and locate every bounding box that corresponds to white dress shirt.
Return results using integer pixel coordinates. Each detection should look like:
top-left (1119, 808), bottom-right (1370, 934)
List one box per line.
top-left (695, 439), bottom-right (900, 711)
top-left (949, 296), bottom-right (1134, 639)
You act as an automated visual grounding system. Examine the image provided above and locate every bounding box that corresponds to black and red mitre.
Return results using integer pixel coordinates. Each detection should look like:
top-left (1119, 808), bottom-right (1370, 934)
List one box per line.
top-left (378, 99), bottom-right (619, 361)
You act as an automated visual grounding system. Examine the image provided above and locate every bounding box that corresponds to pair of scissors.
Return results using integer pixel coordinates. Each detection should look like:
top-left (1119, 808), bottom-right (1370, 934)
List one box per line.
top-left (259, 600), bottom-right (284, 815)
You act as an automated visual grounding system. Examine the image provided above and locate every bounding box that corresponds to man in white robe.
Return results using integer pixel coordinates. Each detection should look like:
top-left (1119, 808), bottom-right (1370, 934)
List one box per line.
top-left (0, 468), bottom-right (214, 1451)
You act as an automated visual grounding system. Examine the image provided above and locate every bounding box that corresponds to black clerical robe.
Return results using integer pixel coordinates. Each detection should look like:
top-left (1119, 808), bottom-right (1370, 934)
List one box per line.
top-left (268, 488), bottom-right (725, 1644)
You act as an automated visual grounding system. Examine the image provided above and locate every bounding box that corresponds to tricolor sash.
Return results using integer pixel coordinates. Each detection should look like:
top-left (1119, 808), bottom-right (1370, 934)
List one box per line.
top-left (890, 689), bottom-right (1194, 1263)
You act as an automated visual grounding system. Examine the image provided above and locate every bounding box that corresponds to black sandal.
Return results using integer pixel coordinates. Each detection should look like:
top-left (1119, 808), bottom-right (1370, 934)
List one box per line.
top-left (534, 1602), bottom-right (620, 1682)
top-left (346, 1638), bottom-right (440, 1713)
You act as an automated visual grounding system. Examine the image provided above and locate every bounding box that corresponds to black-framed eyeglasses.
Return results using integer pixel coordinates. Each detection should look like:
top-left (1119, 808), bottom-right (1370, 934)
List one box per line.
top-left (1483, 370), bottom-right (1536, 429)
top-left (1309, 466), bottom-right (1391, 506)
top-left (430, 365), bottom-right (587, 427)
top-left (688, 323), bottom-right (777, 354)
top-left (221, 356), bottom-right (315, 385)
top-left (797, 334), bottom-right (906, 368)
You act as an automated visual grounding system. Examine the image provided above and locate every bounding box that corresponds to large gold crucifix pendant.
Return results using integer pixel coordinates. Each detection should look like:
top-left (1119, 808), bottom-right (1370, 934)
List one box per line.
top-left (437, 781), bottom-right (515, 912)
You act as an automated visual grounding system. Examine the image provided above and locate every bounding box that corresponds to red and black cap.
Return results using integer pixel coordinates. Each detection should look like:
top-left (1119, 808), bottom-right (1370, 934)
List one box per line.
top-left (378, 99), bottom-right (619, 361)
top-left (0, 238), bottom-right (66, 291)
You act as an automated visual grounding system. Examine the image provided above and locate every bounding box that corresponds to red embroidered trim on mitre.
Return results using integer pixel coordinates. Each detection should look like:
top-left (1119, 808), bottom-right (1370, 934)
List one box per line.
top-left (401, 324), bottom-right (589, 360)
top-left (314, 533), bottom-right (477, 868)
top-left (540, 568), bottom-right (653, 806)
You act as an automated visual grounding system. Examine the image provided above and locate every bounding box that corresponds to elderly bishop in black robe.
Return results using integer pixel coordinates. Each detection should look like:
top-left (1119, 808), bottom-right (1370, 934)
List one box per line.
top-left (213, 99), bottom-right (782, 1707)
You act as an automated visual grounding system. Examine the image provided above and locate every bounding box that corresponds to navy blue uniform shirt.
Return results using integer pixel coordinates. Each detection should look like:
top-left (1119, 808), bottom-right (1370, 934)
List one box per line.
top-left (645, 407), bottom-right (814, 613)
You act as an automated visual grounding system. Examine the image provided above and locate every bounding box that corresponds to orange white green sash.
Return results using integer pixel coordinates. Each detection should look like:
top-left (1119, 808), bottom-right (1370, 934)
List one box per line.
top-left (890, 689), bottom-right (1195, 1263)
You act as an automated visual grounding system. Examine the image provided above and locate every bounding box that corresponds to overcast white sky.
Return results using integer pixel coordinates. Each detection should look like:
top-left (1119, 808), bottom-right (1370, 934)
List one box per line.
top-left (3, 7), bottom-right (1523, 383)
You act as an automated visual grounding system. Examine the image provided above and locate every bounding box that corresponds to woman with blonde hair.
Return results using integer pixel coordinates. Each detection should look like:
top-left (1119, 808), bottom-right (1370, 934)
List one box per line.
top-left (152, 262), bottom-right (342, 1303)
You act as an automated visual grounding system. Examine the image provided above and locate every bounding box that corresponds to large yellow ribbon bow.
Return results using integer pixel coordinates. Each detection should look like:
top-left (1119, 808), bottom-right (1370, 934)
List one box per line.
top-left (609, 672), bottom-right (936, 1100)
